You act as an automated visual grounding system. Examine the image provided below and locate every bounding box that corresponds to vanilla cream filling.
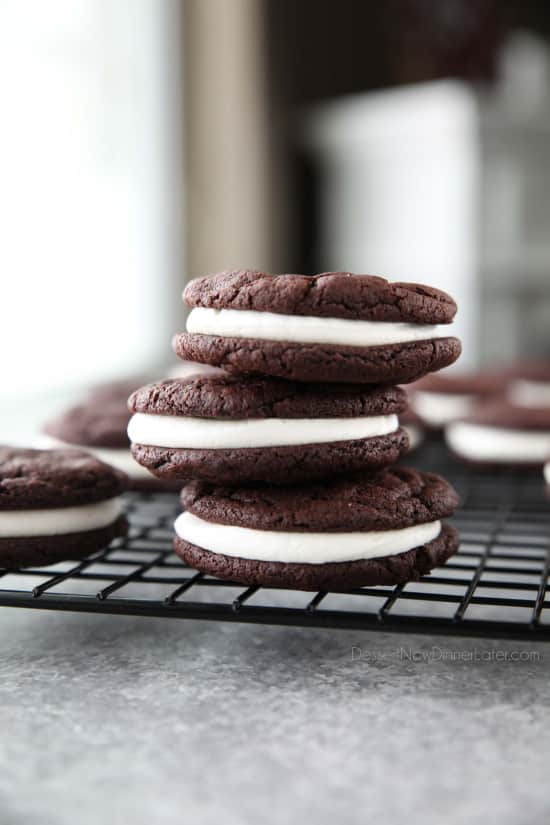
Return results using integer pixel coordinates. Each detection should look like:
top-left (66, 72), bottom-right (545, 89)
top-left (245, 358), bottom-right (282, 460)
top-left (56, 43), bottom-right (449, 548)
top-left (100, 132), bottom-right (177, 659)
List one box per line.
top-left (174, 512), bottom-right (441, 564)
top-left (167, 361), bottom-right (227, 380)
top-left (0, 497), bottom-right (123, 538)
top-left (413, 391), bottom-right (474, 427)
top-left (174, 512), bottom-right (441, 565)
top-left (403, 423), bottom-right (423, 450)
top-left (446, 422), bottom-right (550, 462)
top-left (127, 412), bottom-right (398, 449)
top-left (509, 380), bottom-right (550, 408)
top-left (186, 307), bottom-right (447, 347)
top-left (41, 436), bottom-right (152, 479)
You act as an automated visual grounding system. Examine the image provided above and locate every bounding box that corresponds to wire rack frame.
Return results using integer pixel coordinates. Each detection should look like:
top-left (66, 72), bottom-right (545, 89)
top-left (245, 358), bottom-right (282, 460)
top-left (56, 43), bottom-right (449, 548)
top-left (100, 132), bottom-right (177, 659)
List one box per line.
top-left (1, 440), bottom-right (549, 641)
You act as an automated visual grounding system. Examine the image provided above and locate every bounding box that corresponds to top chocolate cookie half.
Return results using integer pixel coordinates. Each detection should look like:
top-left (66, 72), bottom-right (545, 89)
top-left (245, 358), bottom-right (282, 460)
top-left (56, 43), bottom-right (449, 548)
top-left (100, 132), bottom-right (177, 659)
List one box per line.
top-left (184, 270), bottom-right (457, 323)
top-left (128, 374), bottom-right (407, 419)
top-left (181, 466), bottom-right (459, 532)
top-left (175, 271), bottom-right (461, 384)
top-left (44, 401), bottom-right (130, 448)
top-left (412, 369), bottom-right (509, 397)
top-left (0, 447), bottom-right (127, 511)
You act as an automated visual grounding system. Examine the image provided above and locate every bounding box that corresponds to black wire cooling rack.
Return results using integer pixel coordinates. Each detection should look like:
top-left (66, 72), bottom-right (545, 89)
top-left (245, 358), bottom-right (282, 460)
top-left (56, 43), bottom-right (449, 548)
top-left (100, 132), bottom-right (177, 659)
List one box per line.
top-left (1, 439), bottom-right (550, 641)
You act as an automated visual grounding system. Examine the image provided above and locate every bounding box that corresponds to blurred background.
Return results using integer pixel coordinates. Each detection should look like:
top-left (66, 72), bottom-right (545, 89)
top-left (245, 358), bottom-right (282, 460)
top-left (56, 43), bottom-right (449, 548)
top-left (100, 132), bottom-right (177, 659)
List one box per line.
top-left (2, 0), bottom-right (550, 421)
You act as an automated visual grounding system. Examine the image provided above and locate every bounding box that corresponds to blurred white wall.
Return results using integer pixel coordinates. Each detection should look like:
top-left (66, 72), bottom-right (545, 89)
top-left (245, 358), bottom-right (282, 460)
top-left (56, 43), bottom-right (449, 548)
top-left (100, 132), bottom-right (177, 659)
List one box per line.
top-left (305, 81), bottom-right (479, 367)
top-left (304, 34), bottom-right (550, 368)
top-left (0, 0), bottom-right (185, 399)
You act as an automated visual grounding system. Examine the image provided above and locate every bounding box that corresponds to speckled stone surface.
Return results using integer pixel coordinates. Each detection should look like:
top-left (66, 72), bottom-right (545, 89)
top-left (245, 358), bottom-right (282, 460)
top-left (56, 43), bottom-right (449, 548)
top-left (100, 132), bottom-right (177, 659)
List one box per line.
top-left (1, 607), bottom-right (550, 825)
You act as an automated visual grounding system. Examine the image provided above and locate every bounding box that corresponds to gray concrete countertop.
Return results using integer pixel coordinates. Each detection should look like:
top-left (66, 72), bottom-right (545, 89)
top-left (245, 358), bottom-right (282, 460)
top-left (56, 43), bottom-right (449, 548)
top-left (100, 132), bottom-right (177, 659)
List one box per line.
top-left (2, 608), bottom-right (549, 825)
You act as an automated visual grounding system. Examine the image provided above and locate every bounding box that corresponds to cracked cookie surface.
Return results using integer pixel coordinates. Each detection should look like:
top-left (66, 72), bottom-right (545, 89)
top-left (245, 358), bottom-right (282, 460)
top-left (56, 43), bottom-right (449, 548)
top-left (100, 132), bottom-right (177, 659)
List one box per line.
top-left (0, 447), bottom-right (127, 510)
top-left (173, 334), bottom-right (461, 384)
top-left (128, 376), bottom-right (407, 418)
top-left (184, 270), bottom-right (457, 323)
top-left (181, 467), bottom-right (459, 531)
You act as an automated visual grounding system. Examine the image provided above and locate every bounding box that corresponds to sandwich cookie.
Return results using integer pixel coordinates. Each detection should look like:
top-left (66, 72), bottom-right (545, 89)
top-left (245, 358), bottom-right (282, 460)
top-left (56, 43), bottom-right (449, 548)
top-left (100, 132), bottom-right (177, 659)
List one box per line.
top-left (409, 370), bottom-right (508, 430)
top-left (174, 468), bottom-right (459, 590)
top-left (173, 270), bottom-right (461, 384)
top-left (0, 447), bottom-right (127, 568)
top-left (507, 362), bottom-right (550, 408)
top-left (128, 375), bottom-right (409, 485)
top-left (43, 400), bottom-right (178, 491)
top-left (446, 400), bottom-right (550, 468)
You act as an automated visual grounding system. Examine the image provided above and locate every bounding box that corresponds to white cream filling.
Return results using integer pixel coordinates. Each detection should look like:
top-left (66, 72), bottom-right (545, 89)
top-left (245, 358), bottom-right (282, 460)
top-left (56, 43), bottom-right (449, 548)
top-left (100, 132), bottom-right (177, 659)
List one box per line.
top-left (186, 307), bottom-right (447, 347)
top-left (167, 361), bottom-right (227, 380)
top-left (175, 512), bottom-right (441, 565)
top-left (403, 423), bottom-right (423, 450)
top-left (446, 422), bottom-right (550, 463)
top-left (127, 412), bottom-right (398, 449)
top-left (509, 379), bottom-right (550, 408)
top-left (41, 436), bottom-right (152, 479)
top-left (0, 497), bottom-right (123, 538)
top-left (412, 390), bottom-right (474, 427)
top-left (544, 462), bottom-right (550, 485)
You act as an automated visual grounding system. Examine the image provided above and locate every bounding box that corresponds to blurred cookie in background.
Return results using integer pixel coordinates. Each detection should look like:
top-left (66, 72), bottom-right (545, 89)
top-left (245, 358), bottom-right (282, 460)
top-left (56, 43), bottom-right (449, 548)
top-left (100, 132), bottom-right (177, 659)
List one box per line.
top-left (42, 392), bottom-right (180, 492)
top-left (445, 398), bottom-right (550, 469)
top-left (400, 407), bottom-right (425, 452)
top-left (86, 378), bottom-right (150, 404)
top-left (408, 370), bottom-right (509, 430)
top-left (507, 361), bottom-right (550, 408)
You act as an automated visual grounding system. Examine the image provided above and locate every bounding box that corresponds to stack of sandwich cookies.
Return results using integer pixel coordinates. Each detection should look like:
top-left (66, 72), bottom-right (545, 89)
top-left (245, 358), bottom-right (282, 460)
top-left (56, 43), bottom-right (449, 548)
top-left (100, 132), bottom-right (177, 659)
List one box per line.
top-left (0, 447), bottom-right (127, 568)
top-left (165, 270), bottom-right (462, 590)
top-left (174, 270), bottom-right (461, 384)
top-left (174, 469), bottom-right (459, 591)
top-left (446, 399), bottom-right (550, 468)
top-left (127, 375), bottom-right (409, 484)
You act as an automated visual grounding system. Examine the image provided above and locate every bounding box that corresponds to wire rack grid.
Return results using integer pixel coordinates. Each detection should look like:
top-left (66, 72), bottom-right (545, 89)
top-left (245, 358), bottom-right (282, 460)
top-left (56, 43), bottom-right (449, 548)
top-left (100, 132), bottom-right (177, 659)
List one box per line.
top-left (1, 440), bottom-right (550, 641)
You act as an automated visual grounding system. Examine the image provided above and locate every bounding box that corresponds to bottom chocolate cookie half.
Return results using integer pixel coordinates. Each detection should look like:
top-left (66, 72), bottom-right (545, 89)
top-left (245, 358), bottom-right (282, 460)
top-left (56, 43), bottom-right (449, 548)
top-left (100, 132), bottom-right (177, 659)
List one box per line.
top-left (174, 523), bottom-right (459, 591)
top-left (132, 429), bottom-right (409, 485)
top-left (0, 516), bottom-right (128, 569)
top-left (173, 334), bottom-right (462, 385)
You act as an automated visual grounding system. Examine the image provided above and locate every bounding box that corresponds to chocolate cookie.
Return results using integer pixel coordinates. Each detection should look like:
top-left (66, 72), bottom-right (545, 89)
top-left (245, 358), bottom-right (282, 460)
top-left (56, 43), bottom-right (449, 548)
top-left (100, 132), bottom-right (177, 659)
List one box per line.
top-left (409, 369), bottom-right (509, 429)
top-left (173, 271), bottom-right (461, 384)
top-left (43, 400), bottom-right (180, 492)
top-left (445, 399), bottom-right (550, 468)
top-left (0, 447), bottom-right (127, 568)
top-left (127, 375), bottom-right (409, 484)
top-left (173, 468), bottom-right (460, 590)
top-left (45, 401), bottom-right (130, 449)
